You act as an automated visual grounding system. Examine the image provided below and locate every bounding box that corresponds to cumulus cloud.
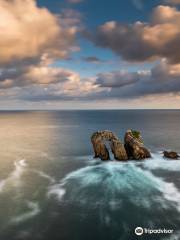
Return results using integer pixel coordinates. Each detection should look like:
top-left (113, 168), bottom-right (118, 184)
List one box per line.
top-left (1, 53), bottom-right (179, 102)
top-left (0, 0), bottom-right (179, 107)
top-left (90, 5), bottom-right (180, 64)
top-left (0, 0), bottom-right (95, 102)
top-left (4, 60), bottom-right (178, 102)
top-left (0, 0), bottom-right (79, 66)
top-left (0, 0), bottom-right (85, 100)
top-left (0, 66), bottom-right (66, 88)
top-left (15, 73), bottom-right (98, 102)
top-left (0, 59), bottom-right (99, 101)
top-left (21, 79), bottom-right (98, 102)
top-left (96, 71), bottom-right (139, 87)
top-left (92, 61), bottom-right (180, 99)
top-left (24, 66), bottom-right (78, 85)
top-left (0, 62), bottom-right (87, 89)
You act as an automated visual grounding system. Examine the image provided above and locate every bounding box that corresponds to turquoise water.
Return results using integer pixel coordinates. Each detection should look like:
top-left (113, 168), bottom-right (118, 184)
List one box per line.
top-left (0, 110), bottom-right (179, 240)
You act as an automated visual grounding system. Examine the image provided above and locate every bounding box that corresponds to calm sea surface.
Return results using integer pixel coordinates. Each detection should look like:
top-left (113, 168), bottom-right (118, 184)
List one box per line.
top-left (0, 110), bottom-right (179, 240)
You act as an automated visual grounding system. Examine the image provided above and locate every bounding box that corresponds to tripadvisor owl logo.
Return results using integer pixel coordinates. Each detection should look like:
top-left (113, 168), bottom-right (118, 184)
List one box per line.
top-left (135, 227), bottom-right (144, 236)
top-left (134, 227), bottom-right (174, 236)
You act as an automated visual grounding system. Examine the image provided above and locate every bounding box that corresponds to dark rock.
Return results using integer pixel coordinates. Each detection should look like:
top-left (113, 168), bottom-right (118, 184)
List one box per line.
top-left (163, 151), bottom-right (179, 159)
top-left (124, 129), bottom-right (151, 160)
top-left (91, 130), bottom-right (128, 161)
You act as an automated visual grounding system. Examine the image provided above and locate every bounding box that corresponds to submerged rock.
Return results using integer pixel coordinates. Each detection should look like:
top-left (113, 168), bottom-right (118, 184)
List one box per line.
top-left (124, 129), bottom-right (151, 160)
top-left (163, 151), bottom-right (179, 159)
top-left (91, 130), bottom-right (128, 161)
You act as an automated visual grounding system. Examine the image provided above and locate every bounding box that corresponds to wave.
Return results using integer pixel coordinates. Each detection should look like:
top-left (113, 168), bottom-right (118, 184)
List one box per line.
top-left (32, 169), bottom-right (55, 184)
top-left (0, 159), bottom-right (27, 193)
top-left (48, 154), bottom-right (180, 229)
top-left (47, 156), bottom-right (180, 229)
top-left (0, 159), bottom-right (55, 195)
top-left (141, 152), bottom-right (180, 171)
top-left (48, 186), bottom-right (66, 200)
top-left (10, 201), bottom-right (40, 224)
top-left (0, 160), bottom-right (47, 224)
top-left (1, 152), bottom-right (180, 229)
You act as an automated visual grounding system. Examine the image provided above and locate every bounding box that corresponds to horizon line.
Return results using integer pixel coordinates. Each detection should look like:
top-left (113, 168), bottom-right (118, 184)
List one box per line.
top-left (0, 108), bottom-right (179, 111)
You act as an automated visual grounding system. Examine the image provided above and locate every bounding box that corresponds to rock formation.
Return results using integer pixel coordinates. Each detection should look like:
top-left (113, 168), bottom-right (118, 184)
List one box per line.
top-left (91, 129), bottom-right (179, 162)
top-left (91, 130), bottom-right (128, 161)
top-left (111, 138), bottom-right (128, 161)
top-left (124, 129), bottom-right (151, 160)
top-left (163, 151), bottom-right (179, 159)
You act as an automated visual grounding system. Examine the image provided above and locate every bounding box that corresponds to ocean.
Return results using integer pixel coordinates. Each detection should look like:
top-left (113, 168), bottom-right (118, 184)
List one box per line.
top-left (0, 110), bottom-right (179, 240)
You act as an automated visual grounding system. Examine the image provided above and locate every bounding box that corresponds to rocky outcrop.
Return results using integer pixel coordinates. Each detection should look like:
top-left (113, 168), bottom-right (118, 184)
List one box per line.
top-left (111, 139), bottom-right (128, 161)
top-left (91, 129), bottom-right (179, 162)
top-left (163, 151), bottom-right (179, 159)
top-left (91, 131), bottom-right (110, 160)
top-left (124, 129), bottom-right (151, 160)
top-left (91, 130), bottom-right (128, 161)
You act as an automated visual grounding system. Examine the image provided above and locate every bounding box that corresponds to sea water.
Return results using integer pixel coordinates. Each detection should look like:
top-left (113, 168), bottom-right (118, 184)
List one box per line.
top-left (0, 110), bottom-right (179, 240)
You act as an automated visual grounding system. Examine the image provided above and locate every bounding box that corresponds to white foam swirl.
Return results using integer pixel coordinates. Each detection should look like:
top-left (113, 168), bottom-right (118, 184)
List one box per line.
top-left (0, 159), bottom-right (27, 193)
top-left (48, 156), bottom-right (180, 215)
top-left (11, 201), bottom-right (40, 224)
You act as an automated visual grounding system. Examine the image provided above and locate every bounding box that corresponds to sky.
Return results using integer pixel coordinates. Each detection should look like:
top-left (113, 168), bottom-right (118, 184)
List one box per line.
top-left (0, 0), bottom-right (180, 109)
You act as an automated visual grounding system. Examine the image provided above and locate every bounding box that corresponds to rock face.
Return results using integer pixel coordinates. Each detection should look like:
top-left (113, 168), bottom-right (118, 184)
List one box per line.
top-left (163, 151), bottom-right (179, 159)
top-left (91, 130), bottom-right (128, 161)
top-left (111, 139), bottom-right (128, 161)
top-left (124, 129), bottom-right (151, 160)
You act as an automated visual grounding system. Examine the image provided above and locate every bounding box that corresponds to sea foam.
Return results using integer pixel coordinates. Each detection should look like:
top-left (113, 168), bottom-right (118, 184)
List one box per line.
top-left (0, 159), bottom-right (27, 193)
top-left (48, 153), bottom-right (180, 216)
top-left (11, 201), bottom-right (40, 224)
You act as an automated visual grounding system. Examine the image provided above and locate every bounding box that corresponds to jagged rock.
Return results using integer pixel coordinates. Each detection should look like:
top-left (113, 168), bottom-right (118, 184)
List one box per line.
top-left (91, 130), bottom-right (128, 161)
top-left (163, 151), bottom-right (179, 159)
top-left (124, 129), bottom-right (151, 160)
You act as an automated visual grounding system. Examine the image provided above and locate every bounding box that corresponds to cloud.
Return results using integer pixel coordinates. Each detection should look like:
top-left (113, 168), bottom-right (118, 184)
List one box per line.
top-left (3, 60), bottom-right (178, 102)
top-left (0, 59), bottom-right (99, 101)
top-left (0, 0), bottom-right (84, 99)
top-left (89, 5), bottom-right (180, 64)
top-left (0, 63), bottom-right (78, 88)
top-left (92, 61), bottom-right (180, 99)
top-left (0, 67), bottom-right (55, 88)
top-left (0, 0), bottom-right (79, 66)
top-left (96, 71), bottom-right (139, 87)
top-left (0, 1), bottom-right (179, 108)
top-left (0, 0), bottom-right (94, 102)
top-left (20, 79), bottom-right (98, 102)
top-left (164, 0), bottom-right (180, 5)
top-left (16, 74), bottom-right (98, 102)
top-left (23, 66), bottom-right (78, 85)
top-left (82, 56), bottom-right (104, 64)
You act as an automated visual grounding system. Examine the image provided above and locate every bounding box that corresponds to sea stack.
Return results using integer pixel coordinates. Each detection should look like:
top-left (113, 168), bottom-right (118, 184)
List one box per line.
top-left (91, 130), bottom-right (128, 161)
top-left (124, 129), bottom-right (151, 160)
top-left (163, 151), bottom-right (179, 159)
